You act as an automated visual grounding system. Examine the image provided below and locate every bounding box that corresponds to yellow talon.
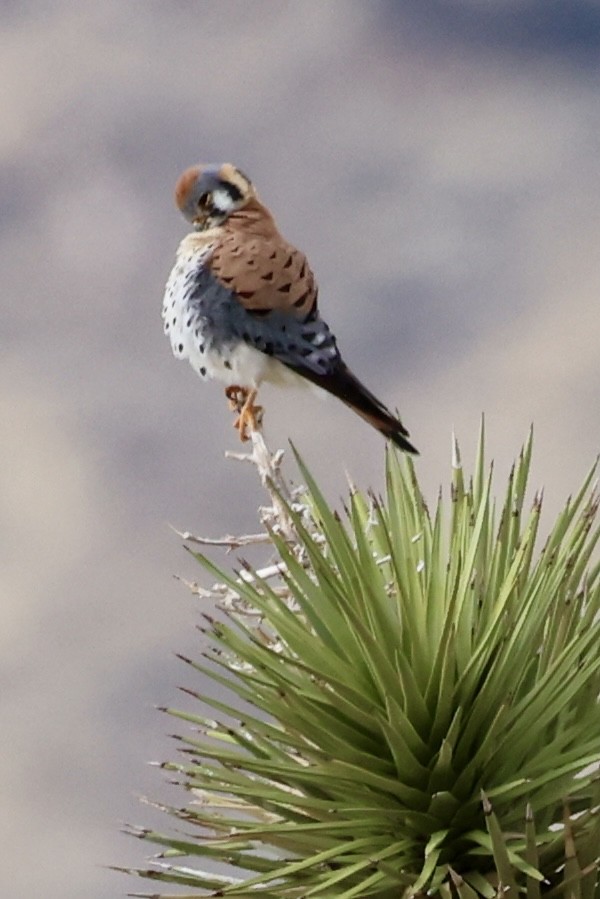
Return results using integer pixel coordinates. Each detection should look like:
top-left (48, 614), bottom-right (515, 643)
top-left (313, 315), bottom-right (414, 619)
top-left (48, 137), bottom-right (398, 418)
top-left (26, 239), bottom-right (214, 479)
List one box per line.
top-left (229, 388), bottom-right (263, 441)
top-left (225, 385), bottom-right (248, 413)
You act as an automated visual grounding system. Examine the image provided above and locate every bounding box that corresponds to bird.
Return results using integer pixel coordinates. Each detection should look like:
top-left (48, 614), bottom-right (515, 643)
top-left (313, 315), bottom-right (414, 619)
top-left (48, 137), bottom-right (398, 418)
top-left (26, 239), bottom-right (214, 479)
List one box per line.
top-left (162, 162), bottom-right (417, 454)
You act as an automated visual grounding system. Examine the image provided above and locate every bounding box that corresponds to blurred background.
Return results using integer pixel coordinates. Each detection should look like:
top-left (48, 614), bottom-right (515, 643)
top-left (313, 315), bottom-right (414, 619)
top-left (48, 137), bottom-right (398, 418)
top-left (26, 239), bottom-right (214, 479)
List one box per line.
top-left (2, 1), bottom-right (599, 895)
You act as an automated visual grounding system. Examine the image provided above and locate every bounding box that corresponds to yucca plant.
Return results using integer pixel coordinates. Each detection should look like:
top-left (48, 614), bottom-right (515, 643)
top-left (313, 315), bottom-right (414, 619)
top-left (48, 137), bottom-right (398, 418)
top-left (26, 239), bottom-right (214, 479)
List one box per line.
top-left (120, 425), bottom-right (600, 898)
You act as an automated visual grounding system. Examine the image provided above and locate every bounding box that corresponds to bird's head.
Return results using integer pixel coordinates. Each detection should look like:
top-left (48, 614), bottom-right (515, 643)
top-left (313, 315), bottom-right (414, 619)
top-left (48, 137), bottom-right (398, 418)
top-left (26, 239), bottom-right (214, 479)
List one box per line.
top-left (174, 163), bottom-right (255, 231)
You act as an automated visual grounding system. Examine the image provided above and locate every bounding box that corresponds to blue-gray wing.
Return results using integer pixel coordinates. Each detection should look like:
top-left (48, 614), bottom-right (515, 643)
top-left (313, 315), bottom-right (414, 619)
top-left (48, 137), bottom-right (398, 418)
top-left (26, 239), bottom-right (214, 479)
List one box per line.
top-left (184, 261), bottom-right (418, 454)
top-left (186, 263), bottom-right (342, 376)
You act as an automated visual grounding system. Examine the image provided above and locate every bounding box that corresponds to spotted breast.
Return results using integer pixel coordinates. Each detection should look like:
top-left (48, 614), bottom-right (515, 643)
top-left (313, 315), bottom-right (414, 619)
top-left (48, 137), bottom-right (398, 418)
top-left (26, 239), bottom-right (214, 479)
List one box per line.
top-left (162, 233), bottom-right (279, 388)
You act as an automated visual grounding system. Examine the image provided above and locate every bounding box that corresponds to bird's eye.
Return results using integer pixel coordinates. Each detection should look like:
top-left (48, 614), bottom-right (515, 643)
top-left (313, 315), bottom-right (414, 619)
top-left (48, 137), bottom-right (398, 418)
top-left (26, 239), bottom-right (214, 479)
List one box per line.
top-left (197, 192), bottom-right (210, 209)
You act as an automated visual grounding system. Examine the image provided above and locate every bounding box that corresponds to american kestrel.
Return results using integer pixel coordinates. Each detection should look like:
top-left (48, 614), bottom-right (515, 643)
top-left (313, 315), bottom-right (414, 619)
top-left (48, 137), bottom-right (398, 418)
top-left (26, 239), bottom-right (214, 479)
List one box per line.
top-left (162, 163), bottom-right (417, 454)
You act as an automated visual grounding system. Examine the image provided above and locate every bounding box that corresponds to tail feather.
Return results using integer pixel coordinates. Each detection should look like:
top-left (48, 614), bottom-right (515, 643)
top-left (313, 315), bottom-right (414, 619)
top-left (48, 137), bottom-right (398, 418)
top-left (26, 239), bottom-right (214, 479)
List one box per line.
top-left (288, 361), bottom-right (418, 454)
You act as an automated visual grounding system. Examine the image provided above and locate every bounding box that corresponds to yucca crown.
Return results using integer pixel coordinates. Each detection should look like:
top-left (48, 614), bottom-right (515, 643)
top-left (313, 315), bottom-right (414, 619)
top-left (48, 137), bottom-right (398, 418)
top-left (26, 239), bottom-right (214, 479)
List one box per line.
top-left (121, 425), bottom-right (600, 898)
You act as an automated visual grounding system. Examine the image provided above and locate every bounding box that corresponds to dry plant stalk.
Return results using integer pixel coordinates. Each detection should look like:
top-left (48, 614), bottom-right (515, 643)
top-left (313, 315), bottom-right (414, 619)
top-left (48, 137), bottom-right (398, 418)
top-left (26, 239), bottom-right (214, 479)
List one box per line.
top-left (172, 428), bottom-right (319, 619)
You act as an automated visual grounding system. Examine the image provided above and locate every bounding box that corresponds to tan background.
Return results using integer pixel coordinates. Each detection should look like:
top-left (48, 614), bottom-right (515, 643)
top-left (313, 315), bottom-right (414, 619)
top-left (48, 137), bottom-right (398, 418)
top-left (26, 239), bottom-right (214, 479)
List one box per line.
top-left (2, 2), bottom-right (599, 896)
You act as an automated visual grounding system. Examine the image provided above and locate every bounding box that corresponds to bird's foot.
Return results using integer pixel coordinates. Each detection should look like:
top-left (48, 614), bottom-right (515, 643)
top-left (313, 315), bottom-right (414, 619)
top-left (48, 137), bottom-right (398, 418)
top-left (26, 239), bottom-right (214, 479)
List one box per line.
top-left (225, 385), bottom-right (249, 413)
top-left (233, 388), bottom-right (264, 442)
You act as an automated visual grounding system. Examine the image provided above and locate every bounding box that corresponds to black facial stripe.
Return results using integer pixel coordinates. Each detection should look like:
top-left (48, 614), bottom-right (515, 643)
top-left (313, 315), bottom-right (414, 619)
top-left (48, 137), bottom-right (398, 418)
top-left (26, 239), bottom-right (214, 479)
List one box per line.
top-left (218, 180), bottom-right (243, 202)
